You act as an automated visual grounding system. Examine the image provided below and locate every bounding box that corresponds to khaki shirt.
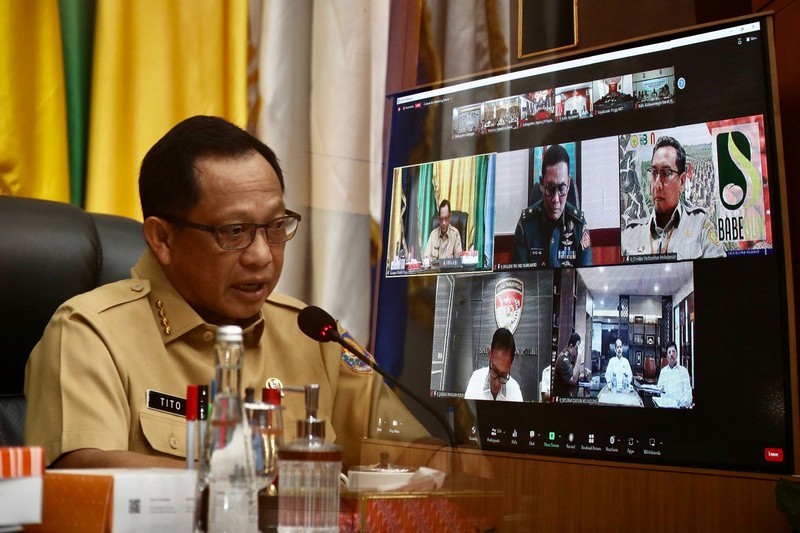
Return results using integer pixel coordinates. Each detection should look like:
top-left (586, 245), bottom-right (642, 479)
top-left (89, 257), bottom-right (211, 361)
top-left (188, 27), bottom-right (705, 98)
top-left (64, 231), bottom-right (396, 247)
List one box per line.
top-left (423, 225), bottom-right (463, 259)
top-left (621, 202), bottom-right (725, 260)
top-left (24, 249), bottom-right (428, 469)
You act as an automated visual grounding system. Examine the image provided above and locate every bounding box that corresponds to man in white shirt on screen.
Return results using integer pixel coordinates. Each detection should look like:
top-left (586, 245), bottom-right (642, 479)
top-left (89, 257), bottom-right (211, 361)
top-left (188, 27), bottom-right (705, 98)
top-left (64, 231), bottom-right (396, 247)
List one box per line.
top-left (657, 341), bottom-right (693, 408)
top-left (605, 338), bottom-right (632, 390)
top-left (540, 364), bottom-right (552, 402)
top-left (464, 328), bottom-right (523, 402)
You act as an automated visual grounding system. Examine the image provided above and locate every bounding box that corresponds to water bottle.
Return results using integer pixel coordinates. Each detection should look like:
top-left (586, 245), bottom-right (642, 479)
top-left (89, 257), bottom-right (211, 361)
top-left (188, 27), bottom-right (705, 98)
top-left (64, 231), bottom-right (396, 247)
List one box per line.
top-left (194, 325), bottom-right (258, 533)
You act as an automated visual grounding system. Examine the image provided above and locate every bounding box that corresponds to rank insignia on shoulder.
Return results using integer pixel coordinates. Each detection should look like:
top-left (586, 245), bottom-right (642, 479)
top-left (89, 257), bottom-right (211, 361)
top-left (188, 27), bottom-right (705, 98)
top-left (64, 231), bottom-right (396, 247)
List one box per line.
top-left (339, 329), bottom-right (374, 374)
top-left (706, 219), bottom-right (720, 245)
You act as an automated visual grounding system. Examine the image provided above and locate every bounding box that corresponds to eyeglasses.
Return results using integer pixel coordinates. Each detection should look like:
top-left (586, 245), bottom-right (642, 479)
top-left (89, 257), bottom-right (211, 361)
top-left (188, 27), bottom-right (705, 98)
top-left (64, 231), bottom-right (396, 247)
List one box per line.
top-left (648, 167), bottom-right (681, 183)
top-left (159, 210), bottom-right (301, 250)
top-left (488, 364), bottom-right (510, 384)
top-left (543, 183), bottom-right (569, 198)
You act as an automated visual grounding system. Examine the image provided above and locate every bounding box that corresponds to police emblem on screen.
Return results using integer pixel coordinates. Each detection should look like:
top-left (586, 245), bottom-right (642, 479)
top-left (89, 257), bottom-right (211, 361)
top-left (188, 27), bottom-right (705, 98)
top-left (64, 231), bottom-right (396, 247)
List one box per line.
top-left (494, 278), bottom-right (524, 333)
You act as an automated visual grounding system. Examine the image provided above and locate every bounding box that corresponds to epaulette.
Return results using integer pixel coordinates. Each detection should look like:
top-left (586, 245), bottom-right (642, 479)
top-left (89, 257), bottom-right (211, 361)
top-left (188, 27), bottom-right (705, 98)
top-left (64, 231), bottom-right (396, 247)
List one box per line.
top-left (565, 203), bottom-right (587, 224)
top-left (623, 216), bottom-right (649, 229)
top-left (683, 203), bottom-right (710, 216)
top-left (266, 292), bottom-right (306, 311)
top-left (88, 278), bottom-right (151, 312)
top-left (520, 203), bottom-right (542, 222)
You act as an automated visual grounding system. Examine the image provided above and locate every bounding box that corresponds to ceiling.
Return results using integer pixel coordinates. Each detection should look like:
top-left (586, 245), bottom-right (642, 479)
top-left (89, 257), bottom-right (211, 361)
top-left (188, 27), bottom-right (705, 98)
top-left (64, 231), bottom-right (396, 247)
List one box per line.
top-left (578, 262), bottom-right (693, 313)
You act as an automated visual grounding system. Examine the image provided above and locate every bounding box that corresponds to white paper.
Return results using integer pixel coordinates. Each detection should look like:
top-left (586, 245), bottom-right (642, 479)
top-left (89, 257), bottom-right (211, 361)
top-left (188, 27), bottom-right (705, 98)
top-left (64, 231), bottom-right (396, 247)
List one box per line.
top-left (0, 476), bottom-right (42, 526)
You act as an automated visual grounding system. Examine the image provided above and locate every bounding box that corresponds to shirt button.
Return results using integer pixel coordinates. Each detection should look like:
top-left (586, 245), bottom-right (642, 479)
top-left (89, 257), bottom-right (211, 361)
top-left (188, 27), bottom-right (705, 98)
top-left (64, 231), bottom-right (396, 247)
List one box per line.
top-left (169, 436), bottom-right (179, 449)
top-left (131, 282), bottom-right (143, 292)
top-left (202, 331), bottom-right (214, 342)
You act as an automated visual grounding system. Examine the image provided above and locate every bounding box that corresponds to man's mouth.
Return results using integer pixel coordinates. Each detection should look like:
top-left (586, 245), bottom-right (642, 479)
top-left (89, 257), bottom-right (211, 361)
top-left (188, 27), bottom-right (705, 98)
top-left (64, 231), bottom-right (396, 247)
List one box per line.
top-left (233, 282), bottom-right (266, 293)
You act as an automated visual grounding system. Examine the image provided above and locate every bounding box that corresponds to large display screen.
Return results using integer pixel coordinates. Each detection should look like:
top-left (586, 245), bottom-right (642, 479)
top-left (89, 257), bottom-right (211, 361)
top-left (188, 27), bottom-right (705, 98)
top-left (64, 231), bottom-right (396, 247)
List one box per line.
top-left (377, 16), bottom-right (795, 473)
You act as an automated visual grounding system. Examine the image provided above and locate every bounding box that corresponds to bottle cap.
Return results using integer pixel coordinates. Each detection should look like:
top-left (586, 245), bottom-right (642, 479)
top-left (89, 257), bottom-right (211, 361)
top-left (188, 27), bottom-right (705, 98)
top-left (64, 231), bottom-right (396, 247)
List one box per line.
top-left (217, 325), bottom-right (243, 343)
top-left (263, 387), bottom-right (281, 405)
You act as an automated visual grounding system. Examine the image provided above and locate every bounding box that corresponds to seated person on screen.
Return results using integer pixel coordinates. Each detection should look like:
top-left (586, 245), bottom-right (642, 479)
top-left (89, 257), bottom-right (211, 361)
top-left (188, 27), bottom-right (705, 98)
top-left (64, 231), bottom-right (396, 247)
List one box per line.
top-left (512, 144), bottom-right (591, 267)
top-left (553, 333), bottom-right (588, 398)
top-left (605, 338), bottom-right (633, 390)
top-left (621, 135), bottom-right (725, 260)
top-left (464, 328), bottom-right (523, 401)
top-left (24, 115), bottom-right (428, 471)
top-left (540, 364), bottom-right (552, 402)
top-left (657, 341), bottom-right (693, 408)
top-left (423, 199), bottom-right (463, 260)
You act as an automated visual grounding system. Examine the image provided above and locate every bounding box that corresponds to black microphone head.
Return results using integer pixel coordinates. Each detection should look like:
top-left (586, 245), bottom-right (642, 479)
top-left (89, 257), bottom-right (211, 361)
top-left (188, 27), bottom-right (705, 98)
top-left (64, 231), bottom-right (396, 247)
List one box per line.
top-left (297, 305), bottom-right (340, 343)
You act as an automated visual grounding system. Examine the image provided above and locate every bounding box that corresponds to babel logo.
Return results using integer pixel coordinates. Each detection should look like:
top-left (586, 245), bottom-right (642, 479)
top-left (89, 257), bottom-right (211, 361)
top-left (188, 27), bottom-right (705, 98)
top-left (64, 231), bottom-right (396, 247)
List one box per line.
top-left (495, 278), bottom-right (524, 334)
top-left (716, 130), bottom-right (757, 211)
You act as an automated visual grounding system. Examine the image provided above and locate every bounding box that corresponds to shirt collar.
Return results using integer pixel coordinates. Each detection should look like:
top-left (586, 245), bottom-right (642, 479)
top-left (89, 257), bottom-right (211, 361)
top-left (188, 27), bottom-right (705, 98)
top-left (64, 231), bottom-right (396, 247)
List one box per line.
top-left (132, 249), bottom-right (265, 346)
top-left (649, 202), bottom-right (685, 236)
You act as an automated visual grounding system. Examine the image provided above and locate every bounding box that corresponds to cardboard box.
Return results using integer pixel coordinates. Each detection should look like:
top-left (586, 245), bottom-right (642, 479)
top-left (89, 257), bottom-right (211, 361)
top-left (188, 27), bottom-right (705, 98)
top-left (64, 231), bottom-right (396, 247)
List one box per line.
top-left (0, 447), bottom-right (45, 527)
top-left (340, 489), bottom-right (502, 532)
top-left (26, 468), bottom-right (196, 533)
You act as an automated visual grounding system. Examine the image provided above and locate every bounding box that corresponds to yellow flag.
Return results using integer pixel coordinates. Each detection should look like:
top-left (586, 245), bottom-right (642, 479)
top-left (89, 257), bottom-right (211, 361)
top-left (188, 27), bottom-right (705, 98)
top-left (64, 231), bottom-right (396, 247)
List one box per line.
top-left (85, 0), bottom-right (248, 219)
top-left (0, 0), bottom-right (70, 201)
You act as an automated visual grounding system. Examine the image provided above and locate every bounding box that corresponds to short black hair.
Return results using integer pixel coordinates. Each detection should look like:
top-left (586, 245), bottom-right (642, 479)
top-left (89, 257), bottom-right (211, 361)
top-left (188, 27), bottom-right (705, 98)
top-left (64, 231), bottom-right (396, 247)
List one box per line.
top-left (568, 332), bottom-right (581, 348)
top-left (439, 199), bottom-right (451, 213)
top-left (653, 135), bottom-right (686, 174)
top-left (541, 143), bottom-right (570, 179)
top-left (139, 115), bottom-right (284, 219)
top-left (665, 340), bottom-right (678, 352)
top-left (491, 327), bottom-right (516, 362)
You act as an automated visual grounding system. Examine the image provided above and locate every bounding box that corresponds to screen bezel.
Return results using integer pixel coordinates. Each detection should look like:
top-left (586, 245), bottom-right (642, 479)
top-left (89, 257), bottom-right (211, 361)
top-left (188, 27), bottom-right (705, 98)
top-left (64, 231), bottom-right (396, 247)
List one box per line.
top-left (375, 14), bottom-right (798, 475)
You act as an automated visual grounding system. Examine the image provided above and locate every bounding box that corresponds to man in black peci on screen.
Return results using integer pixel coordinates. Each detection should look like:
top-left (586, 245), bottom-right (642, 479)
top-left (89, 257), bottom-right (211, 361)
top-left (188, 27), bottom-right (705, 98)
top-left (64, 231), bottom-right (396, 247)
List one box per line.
top-left (24, 115), bottom-right (428, 471)
top-left (423, 199), bottom-right (463, 260)
top-left (553, 333), bottom-right (589, 398)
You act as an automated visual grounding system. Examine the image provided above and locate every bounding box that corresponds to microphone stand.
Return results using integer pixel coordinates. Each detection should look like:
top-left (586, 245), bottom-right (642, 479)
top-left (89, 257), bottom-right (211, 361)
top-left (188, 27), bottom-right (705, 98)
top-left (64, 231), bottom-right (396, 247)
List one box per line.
top-left (327, 330), bottom-right (461, 475)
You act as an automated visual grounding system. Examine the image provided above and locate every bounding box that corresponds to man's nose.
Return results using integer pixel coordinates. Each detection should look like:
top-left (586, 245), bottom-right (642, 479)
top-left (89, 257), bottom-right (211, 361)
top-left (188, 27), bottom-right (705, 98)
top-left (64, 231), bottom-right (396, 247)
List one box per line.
top-left (242, 227), bottom-right (274, 264)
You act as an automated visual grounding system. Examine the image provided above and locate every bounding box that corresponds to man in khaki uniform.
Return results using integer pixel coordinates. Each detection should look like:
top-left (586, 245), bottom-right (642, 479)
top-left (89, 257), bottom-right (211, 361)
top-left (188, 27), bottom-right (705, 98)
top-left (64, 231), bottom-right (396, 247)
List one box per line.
top-left (24, 116), bottom-right (428, 470)
top-left (423, 199), bottom-right (463, 260)
top-left (621, 135), bottom-right (725, 260)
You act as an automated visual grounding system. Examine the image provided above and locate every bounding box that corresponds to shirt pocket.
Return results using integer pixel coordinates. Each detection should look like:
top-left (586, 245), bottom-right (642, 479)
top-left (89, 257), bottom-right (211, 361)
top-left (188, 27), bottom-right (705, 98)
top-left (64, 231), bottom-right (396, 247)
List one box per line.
top-left (139, 409), bottom-right (187, 458)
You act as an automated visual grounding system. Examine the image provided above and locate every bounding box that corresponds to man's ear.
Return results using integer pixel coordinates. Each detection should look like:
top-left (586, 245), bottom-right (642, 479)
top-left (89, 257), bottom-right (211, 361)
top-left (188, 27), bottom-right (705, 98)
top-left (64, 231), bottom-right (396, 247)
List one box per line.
top-left (143, 217), bottom-right (174, 265)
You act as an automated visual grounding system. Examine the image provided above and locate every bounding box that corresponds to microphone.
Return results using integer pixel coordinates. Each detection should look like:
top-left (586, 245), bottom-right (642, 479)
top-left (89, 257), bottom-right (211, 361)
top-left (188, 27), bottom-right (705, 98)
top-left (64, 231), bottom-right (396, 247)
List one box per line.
top-left (297, 305), bottom-right (459, 466)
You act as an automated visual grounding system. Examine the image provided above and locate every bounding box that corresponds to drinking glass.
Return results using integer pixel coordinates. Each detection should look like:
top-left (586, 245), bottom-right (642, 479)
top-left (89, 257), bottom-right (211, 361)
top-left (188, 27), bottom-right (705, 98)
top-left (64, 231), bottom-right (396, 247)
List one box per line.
top-left (245, 402), bottom-right (284, 491)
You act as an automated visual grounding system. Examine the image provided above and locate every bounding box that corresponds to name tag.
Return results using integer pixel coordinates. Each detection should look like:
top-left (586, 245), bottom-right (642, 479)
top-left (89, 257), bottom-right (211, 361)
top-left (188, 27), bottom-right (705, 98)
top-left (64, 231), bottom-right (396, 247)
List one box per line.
top-left (528, 248), bottom-right (543, 261)
top-left (146, 389), bottom-right (186, 417)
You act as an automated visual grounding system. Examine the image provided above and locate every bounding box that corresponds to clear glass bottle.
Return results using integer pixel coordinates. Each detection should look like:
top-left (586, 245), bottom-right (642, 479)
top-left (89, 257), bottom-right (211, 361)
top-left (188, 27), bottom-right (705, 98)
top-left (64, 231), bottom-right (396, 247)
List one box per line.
top-left (253, 387), bottom-right (284, 533)
top-left (277, 384), bottom-right (341, 533)
top-left (194, 325), bottom-right (258, 533)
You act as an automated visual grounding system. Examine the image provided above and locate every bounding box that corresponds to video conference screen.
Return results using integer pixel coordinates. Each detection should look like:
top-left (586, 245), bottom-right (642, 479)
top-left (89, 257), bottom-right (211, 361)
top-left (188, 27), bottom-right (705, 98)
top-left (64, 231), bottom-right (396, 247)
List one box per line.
top-left (377, 16), bottom-right (794, 473)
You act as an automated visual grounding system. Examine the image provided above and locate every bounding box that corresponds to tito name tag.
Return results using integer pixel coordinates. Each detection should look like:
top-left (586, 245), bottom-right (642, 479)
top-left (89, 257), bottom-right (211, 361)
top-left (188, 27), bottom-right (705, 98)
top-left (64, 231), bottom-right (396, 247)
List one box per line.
top-left (146, 389), bottom-right (187, 417)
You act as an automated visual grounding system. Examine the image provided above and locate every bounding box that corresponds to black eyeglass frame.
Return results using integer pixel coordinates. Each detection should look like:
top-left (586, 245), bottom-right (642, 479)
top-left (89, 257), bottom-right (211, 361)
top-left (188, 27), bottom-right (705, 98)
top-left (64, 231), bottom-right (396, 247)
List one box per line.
top-left (157, 210), bottom-right (302, 250)
top-left (488, 364), bottom-right (511, 384)
top-left (542, 182), bottom-right (570, 198)
top-left (647, 167), bottom-right (681, 183)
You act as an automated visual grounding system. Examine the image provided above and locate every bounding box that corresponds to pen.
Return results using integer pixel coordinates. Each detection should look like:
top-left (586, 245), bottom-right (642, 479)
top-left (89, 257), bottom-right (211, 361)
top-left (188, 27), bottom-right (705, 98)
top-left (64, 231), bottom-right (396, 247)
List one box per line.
top-left (198, 384), bottom-right (209, 459)
top-left (186, 385), bottom-right (198, 470)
